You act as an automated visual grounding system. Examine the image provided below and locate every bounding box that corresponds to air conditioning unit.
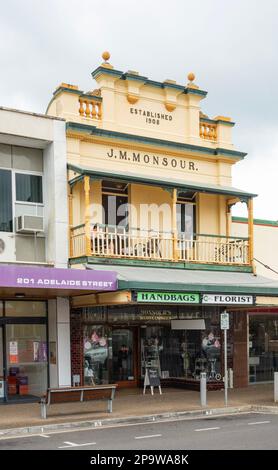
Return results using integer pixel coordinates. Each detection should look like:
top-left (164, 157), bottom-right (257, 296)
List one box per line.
top-left (0, 233), bottom-right (16, 261)
top-left (15, 215), bottom-right (44, 233)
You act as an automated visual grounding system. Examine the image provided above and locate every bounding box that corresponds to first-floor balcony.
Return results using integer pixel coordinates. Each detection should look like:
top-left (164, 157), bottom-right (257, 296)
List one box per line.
top-left (70, 224), bottom-right (249, 266)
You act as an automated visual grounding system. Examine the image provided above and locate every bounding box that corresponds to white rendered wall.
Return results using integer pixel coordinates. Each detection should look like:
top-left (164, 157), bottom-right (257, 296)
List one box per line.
top-left (43, 119), bottom-right (68, 268)
top-left (56, 297), bottom-right (71, 387)
top-left (0, 108), bottom-right (68, 267)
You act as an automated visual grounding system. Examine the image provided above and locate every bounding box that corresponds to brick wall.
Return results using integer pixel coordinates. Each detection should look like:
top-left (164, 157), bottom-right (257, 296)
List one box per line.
top-left (70, 310), bottom-right (84, 385)
top-left (233, 312), bottom-right (248, 387)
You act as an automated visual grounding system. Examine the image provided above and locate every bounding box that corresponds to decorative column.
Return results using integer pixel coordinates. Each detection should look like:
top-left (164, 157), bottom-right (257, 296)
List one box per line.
top-left (84, 176), bottom-right (91, 256)
top-left (226, 202), bottom-right (231, 238)
top-left (247, 198), bottom-right (254, 268)
top-left (68, 189), bottom-right (73, 257)
top-left (172, 188), bottom-right (178, 261)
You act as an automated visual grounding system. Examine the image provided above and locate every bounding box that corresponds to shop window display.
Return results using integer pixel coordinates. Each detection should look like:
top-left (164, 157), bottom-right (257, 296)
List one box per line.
top-left (83, 326), bottom-right (110, 385)
top-left (200, 330), bottom-right (221, 380)
top-left (141, 326), bottom-right (221, 381)
top-left (6, 324), bottom-right (48, 397)
top-left (141, 333), bottom-right (162, 378)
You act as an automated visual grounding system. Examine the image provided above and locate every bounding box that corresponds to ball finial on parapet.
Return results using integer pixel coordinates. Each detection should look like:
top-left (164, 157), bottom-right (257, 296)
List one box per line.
top-left (187, 72), bottom-right (195, 82)
top-left (102, 51), bottom-right (110, 62)
top-left (187, 72), bottom-right (199, 89)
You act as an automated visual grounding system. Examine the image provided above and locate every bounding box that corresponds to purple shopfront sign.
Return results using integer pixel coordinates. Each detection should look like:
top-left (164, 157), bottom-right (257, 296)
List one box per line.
top-left (0, 265), bottom-right (117, 291)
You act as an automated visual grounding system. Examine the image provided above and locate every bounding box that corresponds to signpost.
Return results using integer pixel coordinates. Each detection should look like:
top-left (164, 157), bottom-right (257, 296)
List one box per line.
top-left (143, 367), bottom-right (162, 395)
top-left (221, 311), bottom-right (229, 406)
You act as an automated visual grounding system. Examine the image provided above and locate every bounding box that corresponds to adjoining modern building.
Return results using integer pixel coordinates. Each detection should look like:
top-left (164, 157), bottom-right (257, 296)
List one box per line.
top-left (45, 52), bottom-right (278, 391)
top-left (0, 107), bottom-right (117, 403)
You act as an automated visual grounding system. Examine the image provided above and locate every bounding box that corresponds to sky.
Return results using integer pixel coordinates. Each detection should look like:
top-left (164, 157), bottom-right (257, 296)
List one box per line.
top-left (0, 0), bottom-right (277, 220)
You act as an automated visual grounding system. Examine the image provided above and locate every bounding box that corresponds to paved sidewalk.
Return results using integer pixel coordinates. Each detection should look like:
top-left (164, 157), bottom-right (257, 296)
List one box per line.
top-left (0, 383), bottom-right (276, 432)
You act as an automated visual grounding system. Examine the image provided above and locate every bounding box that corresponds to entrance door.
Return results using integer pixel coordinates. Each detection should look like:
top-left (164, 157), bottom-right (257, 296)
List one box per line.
top-left (249, 315), bottom-right (278, 383)
top-left (112, 329), bottom-right (137, 386)
top-left (0, 327), bottom-right (4, 401)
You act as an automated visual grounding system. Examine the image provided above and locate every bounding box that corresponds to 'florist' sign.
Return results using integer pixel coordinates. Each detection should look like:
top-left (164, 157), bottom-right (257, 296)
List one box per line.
top-left (202, 294), bottom-right (254, 305)
top-left (137, 292), bottom-right (200, 303)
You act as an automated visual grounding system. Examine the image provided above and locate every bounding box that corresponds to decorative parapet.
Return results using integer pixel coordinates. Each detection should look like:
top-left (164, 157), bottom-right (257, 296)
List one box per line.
top-left (199, 115), bottom-right (235, 142)
top-left (52, 83), bottom-right (81, 99)
top-left (123, 70), bottom-right (147, 105)
top-left (199, 118), bottom-right (217, 141)
top-left (78, 93), bottom-right (102, 120)
top-left (163, 79), bottom-right (182, 112)
top-left (47, 53), bottom-right (235, 150)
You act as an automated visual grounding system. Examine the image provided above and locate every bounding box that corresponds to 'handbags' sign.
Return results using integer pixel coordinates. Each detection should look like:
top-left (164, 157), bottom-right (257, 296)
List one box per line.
top-left (137, 292), bottom-right (200, 303)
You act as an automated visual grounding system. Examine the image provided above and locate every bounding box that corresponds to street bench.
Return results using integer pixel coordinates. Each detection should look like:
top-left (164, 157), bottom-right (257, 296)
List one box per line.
top-left (40, 384), bottom-right (117, 419)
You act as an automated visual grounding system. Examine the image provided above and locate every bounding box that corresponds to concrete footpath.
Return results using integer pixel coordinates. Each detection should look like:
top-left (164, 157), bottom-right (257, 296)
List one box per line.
top-left (0, 384), bottom-right (277, 438)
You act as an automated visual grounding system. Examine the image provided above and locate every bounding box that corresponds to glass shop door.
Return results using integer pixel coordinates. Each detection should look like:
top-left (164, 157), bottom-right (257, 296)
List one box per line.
top-left (112, 328), bottom-right (137, 387)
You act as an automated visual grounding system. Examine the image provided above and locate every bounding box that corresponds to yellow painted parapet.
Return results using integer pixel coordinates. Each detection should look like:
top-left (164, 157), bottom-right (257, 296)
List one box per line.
top-left (214, 115), bottom-right (232, 122)
top-left (78, 95), bottom-right (102, 120)
top-left (163, 79), bottom-right (179, 112)
top-left (61, 83), bottom-right (78, 90)
top-left (46, 51), bottom-right (238, 150)
top-left (199, 121), bottom-right (217, 141)
top-left (125, 70), bottom-right (145, 105)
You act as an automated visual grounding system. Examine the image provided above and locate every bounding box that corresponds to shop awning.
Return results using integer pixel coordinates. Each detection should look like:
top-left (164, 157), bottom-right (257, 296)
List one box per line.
top-left (0, 264), bottom-right (117, 298)
top-left (86, 264), bottom-right (278, 296)
top-left (68, 164), bottom-right (257, 199)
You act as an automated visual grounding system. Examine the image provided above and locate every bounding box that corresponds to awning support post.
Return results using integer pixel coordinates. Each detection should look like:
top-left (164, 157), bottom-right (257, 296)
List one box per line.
top-left (84, 176), bottom-right (91, 256)
top-left (68, 187), bottom-right (73, 257)
top-left (247, 197), bottom-right (254, 270)
top-left (226, 203), bottom-right (231, 238)
top-left (172, 188), bottom-right (178, 261)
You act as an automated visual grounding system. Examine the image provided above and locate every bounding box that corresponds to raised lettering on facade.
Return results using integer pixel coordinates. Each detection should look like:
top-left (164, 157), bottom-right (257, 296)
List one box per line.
top-left (107, 148), bottom-right (198, 172)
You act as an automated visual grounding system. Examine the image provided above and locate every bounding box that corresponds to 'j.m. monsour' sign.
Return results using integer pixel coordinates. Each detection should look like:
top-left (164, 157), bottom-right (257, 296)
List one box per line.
top-left (107, 148), bottom-right (199, 172)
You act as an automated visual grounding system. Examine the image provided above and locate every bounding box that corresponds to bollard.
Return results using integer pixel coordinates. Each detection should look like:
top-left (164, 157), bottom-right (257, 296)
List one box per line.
top-left (200, 372), bottom-right (207, 407)
top-left (275, 372), bottom-right (278, 403)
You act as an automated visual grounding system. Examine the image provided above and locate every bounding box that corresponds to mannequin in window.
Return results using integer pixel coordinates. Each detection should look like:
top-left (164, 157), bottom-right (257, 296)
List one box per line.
top-left (118, 344), bottom-right (130, 380)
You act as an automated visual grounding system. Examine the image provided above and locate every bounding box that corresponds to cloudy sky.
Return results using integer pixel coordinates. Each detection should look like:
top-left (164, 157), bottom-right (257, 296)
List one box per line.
top-left (0, 0), bottom-right (277, 219)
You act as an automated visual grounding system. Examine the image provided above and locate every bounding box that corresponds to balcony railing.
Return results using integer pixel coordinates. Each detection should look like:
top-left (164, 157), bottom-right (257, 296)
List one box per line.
top-left (70, 224), bottom-right (250, 265)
